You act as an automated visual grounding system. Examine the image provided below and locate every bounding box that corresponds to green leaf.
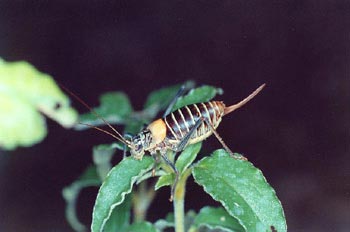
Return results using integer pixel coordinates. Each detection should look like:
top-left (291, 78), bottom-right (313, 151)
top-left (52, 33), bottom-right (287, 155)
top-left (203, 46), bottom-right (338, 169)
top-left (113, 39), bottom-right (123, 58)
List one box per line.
top-left (143, 81), bottom-right (194, 113)
top-left (92, 144), bottom-right (117, 180)
top-left (173, 85), bottom-right (223, 111)
top-left (144, 84), bottom-right (182, 111)
top-left (0, 58), bottom-right (78, 150)
top-left (154, 216), bottom-right (174, 231)
top-left (62, 166), bottom-right (101, 232)
top-left (91, 156), bottom-right (154, 232)
top-left (175, 143), bottom-right (202, 173)
top-left (103, 195), bottom-right (132, 232)
top-left (77, 92), bottom-right (132, 129)
top-left (155, 143), bottom-right (201, 190)
top-left (185, 210), bottom-right (197, 232)
top-left (0, 95), bottom-right (47, 150)
top-left (192, 150), bottom-right (287, 232)
top-left (77, 165), bottom-right (101, 183)
top-left (154, 211), bottom-right (196, 232)
top-left (125, 221), bottom-right (158, 232)
top-left (154, 173), bottom-right (174, 190)
top-left (124, 119), bottom-right (146, 135)
top-left (190, 206), bottom-right (244, 232)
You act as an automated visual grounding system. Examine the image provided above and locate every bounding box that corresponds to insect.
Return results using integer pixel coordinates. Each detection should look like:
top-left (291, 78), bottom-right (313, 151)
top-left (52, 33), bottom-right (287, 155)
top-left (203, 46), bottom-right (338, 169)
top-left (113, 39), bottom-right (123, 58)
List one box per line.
top-left (66, 83), bottom-right (265, 200)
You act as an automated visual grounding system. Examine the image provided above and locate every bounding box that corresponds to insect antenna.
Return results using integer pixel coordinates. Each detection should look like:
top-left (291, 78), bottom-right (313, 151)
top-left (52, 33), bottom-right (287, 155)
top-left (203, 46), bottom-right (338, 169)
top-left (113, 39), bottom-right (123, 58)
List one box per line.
top-left (224, 83), bottom-right (266, 115)
top-left (59, 84), bottom-right (130, 145)
top-left (77, 122), bottom-right (129, 145)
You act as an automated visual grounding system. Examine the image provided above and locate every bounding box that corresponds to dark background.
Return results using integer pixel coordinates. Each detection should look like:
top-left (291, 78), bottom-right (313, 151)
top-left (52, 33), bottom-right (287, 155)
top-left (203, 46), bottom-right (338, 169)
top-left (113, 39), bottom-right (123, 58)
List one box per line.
top-left (0, 1), bottom-right (349, 231)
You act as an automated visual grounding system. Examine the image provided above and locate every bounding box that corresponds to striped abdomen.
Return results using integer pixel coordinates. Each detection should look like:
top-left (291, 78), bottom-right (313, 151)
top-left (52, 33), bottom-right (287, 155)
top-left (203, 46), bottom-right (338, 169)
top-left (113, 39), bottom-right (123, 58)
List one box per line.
top-left (164, 101), bottom-right (226, 144)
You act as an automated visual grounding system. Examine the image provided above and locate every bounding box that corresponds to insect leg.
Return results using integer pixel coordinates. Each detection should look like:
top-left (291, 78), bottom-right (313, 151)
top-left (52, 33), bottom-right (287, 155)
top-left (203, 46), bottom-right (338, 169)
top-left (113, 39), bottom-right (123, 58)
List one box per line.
top-left (163, 81), bottom-right (194, 117)
top-left (176, 118), bottom-right (204, 152)
top-left (175, 116), bottom-right (247, 160)
top-left (201, 117), bottom-right (247, 160)
top-left (159, 119), bottom-right (204, 201)
top-left (159, 151), bottom-right (179, 201)
top-left (163, 85), bottom-right (187, 117)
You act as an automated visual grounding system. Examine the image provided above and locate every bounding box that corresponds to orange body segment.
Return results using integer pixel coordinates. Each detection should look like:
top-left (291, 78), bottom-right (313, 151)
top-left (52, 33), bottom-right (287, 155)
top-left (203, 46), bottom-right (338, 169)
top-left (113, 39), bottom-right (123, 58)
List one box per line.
top-left (147, 118), bottom-right (167, 144)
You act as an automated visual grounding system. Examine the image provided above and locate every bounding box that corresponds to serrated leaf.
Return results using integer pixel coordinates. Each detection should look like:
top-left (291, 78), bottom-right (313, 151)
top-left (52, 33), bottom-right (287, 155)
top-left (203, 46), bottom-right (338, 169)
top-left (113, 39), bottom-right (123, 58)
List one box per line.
top-left (91, 156), bottom-right (154, 232)
top-left (191, 206), bottom-right (244, 232)
top-left (125, 221), bottom-right (158, 232)
top-left (175, 143), bottom-right (202, 173)
top-left (173, 85), bottom-right (222, 111)
top-left (155, 173), bottom-right (174, 190)
top-left (192, 150), bottom-right (286, 232)
top-left (62, 166), bottom-right (101, 232)
top-left (0, 58), bottom-right (78, 150)
top-left (77, 92), bottom-right (132, 129)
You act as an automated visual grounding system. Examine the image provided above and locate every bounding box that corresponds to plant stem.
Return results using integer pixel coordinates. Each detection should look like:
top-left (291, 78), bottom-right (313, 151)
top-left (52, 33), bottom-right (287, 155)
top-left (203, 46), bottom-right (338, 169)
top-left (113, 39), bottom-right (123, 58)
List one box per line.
top-left (173, 192), bottom-right (185, 232)
top-left (173, 169), bottom-right (192, 232)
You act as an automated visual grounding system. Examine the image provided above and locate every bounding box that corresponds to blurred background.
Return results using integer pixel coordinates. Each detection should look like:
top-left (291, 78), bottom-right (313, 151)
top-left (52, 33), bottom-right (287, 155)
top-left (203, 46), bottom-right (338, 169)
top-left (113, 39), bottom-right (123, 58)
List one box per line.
top-left (0, 1), bottom-right (349, 231)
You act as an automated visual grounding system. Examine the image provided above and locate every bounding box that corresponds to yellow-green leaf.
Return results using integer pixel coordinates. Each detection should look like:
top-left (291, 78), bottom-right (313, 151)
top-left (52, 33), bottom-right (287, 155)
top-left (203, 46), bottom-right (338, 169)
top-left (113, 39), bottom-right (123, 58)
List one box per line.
top-left (0, 59), bottom-right (78, 150)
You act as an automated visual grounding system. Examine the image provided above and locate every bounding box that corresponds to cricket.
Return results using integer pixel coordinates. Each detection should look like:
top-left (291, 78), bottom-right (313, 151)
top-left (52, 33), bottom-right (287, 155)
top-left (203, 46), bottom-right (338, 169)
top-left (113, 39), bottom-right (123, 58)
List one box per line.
top-left (67, 83), bottom-right (265, 200)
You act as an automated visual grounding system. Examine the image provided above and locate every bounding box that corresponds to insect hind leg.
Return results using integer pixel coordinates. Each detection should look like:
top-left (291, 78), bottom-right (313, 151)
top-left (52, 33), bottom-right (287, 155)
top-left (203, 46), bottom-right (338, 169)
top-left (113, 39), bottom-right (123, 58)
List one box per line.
top-left (175, 117), bottom-right (204, 152)
top-left (201, 117), bottom-right (247, 160)
top-left (176, 116), bottom-right (247, 160)
top-left (163, 82), bottom-right (194, 117)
